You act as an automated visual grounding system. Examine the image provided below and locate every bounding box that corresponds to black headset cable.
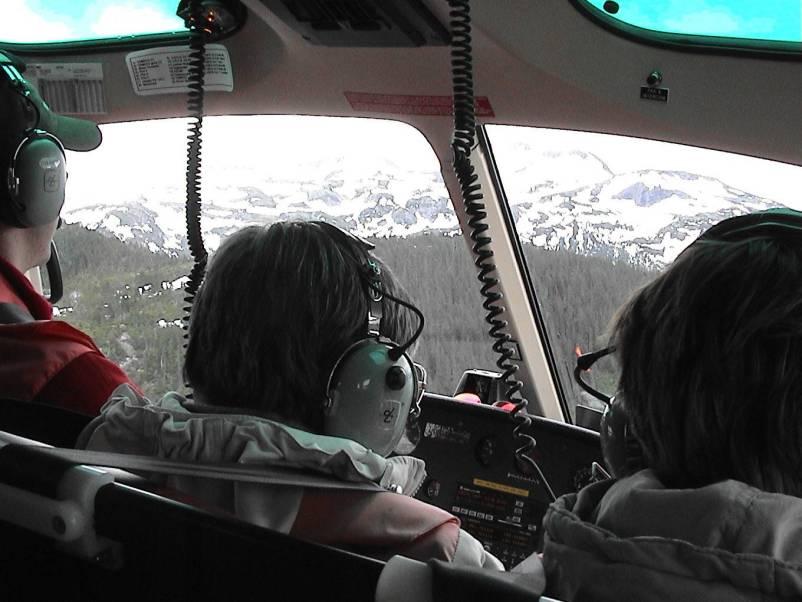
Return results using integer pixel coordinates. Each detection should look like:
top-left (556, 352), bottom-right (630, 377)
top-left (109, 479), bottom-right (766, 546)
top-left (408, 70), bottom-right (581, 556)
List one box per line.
top-left (181, 0), bottom-right (209, 394)
top-left (448, 0), bottom-right (556, 502)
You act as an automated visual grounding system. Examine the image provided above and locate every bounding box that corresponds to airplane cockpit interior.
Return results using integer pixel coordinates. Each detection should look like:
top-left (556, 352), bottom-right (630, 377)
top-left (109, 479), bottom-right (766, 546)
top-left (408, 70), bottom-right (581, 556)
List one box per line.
top-left (0, 0), bottom-right (800, 600)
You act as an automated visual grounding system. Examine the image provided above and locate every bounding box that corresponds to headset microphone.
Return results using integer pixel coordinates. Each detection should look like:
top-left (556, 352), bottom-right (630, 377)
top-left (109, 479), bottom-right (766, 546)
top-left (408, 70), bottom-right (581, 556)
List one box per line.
top-left (575, 346), bottom-right (644, 479)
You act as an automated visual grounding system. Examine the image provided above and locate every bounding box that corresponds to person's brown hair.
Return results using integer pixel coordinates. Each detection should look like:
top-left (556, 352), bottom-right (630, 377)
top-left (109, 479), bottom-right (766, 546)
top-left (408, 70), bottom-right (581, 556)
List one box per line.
top-left (184, 221), bottom-right (416, 432)
top-left (612, 228), bottom-right (802, 495)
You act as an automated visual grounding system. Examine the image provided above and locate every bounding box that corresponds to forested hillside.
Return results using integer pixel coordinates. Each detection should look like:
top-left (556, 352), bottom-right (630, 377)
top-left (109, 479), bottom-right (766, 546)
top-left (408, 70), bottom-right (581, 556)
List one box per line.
top-left (53, 224), bottom-right (654, 414)
top-left (522, 246), bottom-right (653, 407)
top-left (55, 225), bottom-right (191, 396)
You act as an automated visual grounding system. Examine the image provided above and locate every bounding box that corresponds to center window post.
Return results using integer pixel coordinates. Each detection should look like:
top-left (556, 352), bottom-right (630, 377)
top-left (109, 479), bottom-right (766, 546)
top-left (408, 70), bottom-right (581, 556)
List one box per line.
top-left (465, 125), bottom-right (570, 422)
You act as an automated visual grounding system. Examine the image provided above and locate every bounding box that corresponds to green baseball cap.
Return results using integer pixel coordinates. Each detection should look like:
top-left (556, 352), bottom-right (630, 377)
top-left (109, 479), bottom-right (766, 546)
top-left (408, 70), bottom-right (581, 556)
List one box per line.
top-left (0, 50), bottom-right (101, 152)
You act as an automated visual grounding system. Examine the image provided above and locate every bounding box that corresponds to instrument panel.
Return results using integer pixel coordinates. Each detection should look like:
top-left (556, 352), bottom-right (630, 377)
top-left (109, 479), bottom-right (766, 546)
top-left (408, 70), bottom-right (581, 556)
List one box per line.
top-left (411, 394), bottom-right (603, 568)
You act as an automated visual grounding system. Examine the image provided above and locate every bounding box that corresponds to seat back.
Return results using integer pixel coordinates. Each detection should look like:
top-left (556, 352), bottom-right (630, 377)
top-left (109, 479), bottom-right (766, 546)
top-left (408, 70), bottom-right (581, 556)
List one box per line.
top-left (0, 432), bottom-right (385, 601)
top-left (0, 397), bottom-right (92, 447)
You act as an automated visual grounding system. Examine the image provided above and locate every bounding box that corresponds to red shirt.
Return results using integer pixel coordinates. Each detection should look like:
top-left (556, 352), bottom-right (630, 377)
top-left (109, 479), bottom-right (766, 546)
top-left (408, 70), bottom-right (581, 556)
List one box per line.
top-left (0, 255), bottom-right (138, 415)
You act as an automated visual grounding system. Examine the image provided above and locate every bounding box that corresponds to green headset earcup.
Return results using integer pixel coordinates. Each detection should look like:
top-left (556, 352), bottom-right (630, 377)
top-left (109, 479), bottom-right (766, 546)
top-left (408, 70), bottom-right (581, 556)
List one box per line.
top-left (6, 131), bottom-right (66, 227)
top-left (324, 338), bottom-right (417, 457)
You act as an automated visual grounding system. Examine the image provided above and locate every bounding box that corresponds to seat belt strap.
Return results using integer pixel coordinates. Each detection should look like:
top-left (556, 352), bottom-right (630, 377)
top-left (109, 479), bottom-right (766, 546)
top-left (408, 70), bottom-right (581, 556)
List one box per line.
top-left (15, 445), bottom-right (385, 493)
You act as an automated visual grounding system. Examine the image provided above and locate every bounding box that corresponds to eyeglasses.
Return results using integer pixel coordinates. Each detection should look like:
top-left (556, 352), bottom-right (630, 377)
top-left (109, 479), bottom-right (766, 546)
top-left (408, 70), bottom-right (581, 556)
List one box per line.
top-left (574, 346), bottom-right (616, 405)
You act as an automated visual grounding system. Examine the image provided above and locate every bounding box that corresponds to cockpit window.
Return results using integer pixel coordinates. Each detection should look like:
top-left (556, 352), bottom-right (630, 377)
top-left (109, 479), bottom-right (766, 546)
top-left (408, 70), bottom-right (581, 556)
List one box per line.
top-left (577, 0), bottom-right (802, 50)
top-left (486, 124), bottom-right (802, 418)
top-left (1, 1), bottom-right (185, 44)
top-left (56, 116), bottom-right (497, 397)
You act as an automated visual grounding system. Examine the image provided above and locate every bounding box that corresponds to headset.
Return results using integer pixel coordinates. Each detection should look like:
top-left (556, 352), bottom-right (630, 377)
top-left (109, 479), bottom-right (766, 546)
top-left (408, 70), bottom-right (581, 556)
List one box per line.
top-left (0, 51), bottom-right (68, 229)
top-left (574, 346), bottom-right (643, 479)
top-left (577, 208), bottom-right (802, 479)
top-left (317, 222), bottom-right (427, 457)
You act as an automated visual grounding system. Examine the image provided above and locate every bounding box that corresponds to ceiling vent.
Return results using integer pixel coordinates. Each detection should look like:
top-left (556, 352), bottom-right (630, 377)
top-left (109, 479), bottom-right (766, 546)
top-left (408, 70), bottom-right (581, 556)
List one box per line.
top-left (261, 0), bottom-right (449, 47)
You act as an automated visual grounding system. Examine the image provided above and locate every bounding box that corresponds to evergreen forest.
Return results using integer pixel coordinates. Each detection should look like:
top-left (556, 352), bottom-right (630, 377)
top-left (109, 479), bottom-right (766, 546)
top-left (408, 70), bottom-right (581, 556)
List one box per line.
top-left (54, 224), bottom-right (654, 417)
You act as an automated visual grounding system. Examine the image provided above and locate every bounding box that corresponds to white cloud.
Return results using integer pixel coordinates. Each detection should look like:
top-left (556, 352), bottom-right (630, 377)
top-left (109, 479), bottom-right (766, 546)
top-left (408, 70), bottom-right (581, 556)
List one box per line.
top-left (1, 1), bottom-right (183, 43)
top-left (1, 0), bottom-right (77, 43)
top-left (90, 5), bottom-right (183, 37)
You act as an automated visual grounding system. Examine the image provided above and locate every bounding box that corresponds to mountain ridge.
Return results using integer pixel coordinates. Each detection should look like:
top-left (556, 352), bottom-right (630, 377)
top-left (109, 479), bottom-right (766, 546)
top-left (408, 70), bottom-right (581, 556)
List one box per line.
top-left (63, 149), bottom-right (786, 270)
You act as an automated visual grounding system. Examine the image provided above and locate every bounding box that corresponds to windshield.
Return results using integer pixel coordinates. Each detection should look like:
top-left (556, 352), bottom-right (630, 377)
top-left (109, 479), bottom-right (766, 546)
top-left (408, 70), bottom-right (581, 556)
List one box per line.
top-left (56, 116), bottom-right (498, 398)
top-left (2, 1), bottom-right (185, 44)
top-left (486, 124), bottom-right (802, 418)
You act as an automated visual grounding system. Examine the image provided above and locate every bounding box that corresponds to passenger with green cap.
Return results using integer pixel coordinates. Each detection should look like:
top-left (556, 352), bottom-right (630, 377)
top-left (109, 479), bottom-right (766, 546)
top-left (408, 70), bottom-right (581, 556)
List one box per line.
top-left (0, 50), bottom-right (139, 415)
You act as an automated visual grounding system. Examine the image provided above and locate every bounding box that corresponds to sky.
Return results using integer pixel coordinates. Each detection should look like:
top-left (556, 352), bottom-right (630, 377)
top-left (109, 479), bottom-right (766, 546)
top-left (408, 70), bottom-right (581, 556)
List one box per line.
top-left (0, 0), bottom-right (183, 42)
top-left (65, 116), bottom-right (446, 207)
top-left (62, 115), bottom-right (802, 213)
top-left (586, 0), bottom-right (802, 41)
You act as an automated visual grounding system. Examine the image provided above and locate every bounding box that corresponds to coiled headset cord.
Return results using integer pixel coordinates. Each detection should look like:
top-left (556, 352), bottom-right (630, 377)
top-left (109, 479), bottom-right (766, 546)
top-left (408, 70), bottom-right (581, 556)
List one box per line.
top-left (448, 0), bottom-right (556, 501)
top-left (182, 0), bottom-right (209, 393)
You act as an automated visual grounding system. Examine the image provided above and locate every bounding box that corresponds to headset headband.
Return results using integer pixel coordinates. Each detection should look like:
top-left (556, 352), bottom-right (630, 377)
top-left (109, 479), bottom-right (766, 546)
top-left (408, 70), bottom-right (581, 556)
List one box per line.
top-left (0, 59), bottom-right (38, 143)
top-left (1, 53), bottom-right (27, 87)
top-left (312, 221), bottom-right (385, 337)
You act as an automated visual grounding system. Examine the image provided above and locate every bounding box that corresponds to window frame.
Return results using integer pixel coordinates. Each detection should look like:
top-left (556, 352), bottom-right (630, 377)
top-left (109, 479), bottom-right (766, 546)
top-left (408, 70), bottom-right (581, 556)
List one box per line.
top-left (0, 33), bottom-right (191, 55)
top-left (476, 126), bottom-right (572, 422)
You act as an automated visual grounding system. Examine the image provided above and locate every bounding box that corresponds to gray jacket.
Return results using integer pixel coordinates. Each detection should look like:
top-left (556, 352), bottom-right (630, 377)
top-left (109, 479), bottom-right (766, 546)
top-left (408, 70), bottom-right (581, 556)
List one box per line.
top-left (78, 385), bottom-right (504, 569)
top-left (543, 469), bottom-right (802, 601)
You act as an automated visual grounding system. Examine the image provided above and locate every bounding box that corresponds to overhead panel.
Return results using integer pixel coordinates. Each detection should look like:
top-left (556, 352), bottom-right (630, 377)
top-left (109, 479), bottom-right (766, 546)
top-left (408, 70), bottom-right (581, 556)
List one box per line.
top-left (260, 0), bottom-right (449, 47)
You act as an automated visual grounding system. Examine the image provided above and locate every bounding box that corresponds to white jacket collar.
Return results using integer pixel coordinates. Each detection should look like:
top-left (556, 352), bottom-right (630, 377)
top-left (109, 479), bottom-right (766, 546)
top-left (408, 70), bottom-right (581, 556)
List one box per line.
top-left (79, 384), bottom-right (426, 496)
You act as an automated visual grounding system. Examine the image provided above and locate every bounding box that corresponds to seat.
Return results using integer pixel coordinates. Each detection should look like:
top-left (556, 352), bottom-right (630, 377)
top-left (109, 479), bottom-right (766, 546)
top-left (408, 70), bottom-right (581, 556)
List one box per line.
top-left (0, 397), bottom-right (93, 447)
top-left (0, 432), bottom-right (385, 602)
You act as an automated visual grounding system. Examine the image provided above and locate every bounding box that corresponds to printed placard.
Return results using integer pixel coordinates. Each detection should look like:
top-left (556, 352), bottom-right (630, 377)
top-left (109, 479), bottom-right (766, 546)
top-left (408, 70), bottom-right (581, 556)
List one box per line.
top-left (126, 44), bottom-right (234, 96)
top-left (26, 62), bottom-right (105, 114)
top-left (640, 86), bottom-right (669, 103)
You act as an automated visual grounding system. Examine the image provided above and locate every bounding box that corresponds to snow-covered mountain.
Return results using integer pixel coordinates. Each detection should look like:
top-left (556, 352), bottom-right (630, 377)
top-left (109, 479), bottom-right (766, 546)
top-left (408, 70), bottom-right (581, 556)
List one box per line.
top-left (500, 148), bottom-right (780, 268)
top-left (63, 149), bottom-right (787, 270)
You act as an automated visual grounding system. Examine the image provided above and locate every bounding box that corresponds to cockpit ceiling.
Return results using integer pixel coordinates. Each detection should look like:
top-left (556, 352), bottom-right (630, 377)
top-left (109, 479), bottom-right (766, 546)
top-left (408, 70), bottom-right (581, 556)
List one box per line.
top-left (4, 0), bottom-right (801, 166)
